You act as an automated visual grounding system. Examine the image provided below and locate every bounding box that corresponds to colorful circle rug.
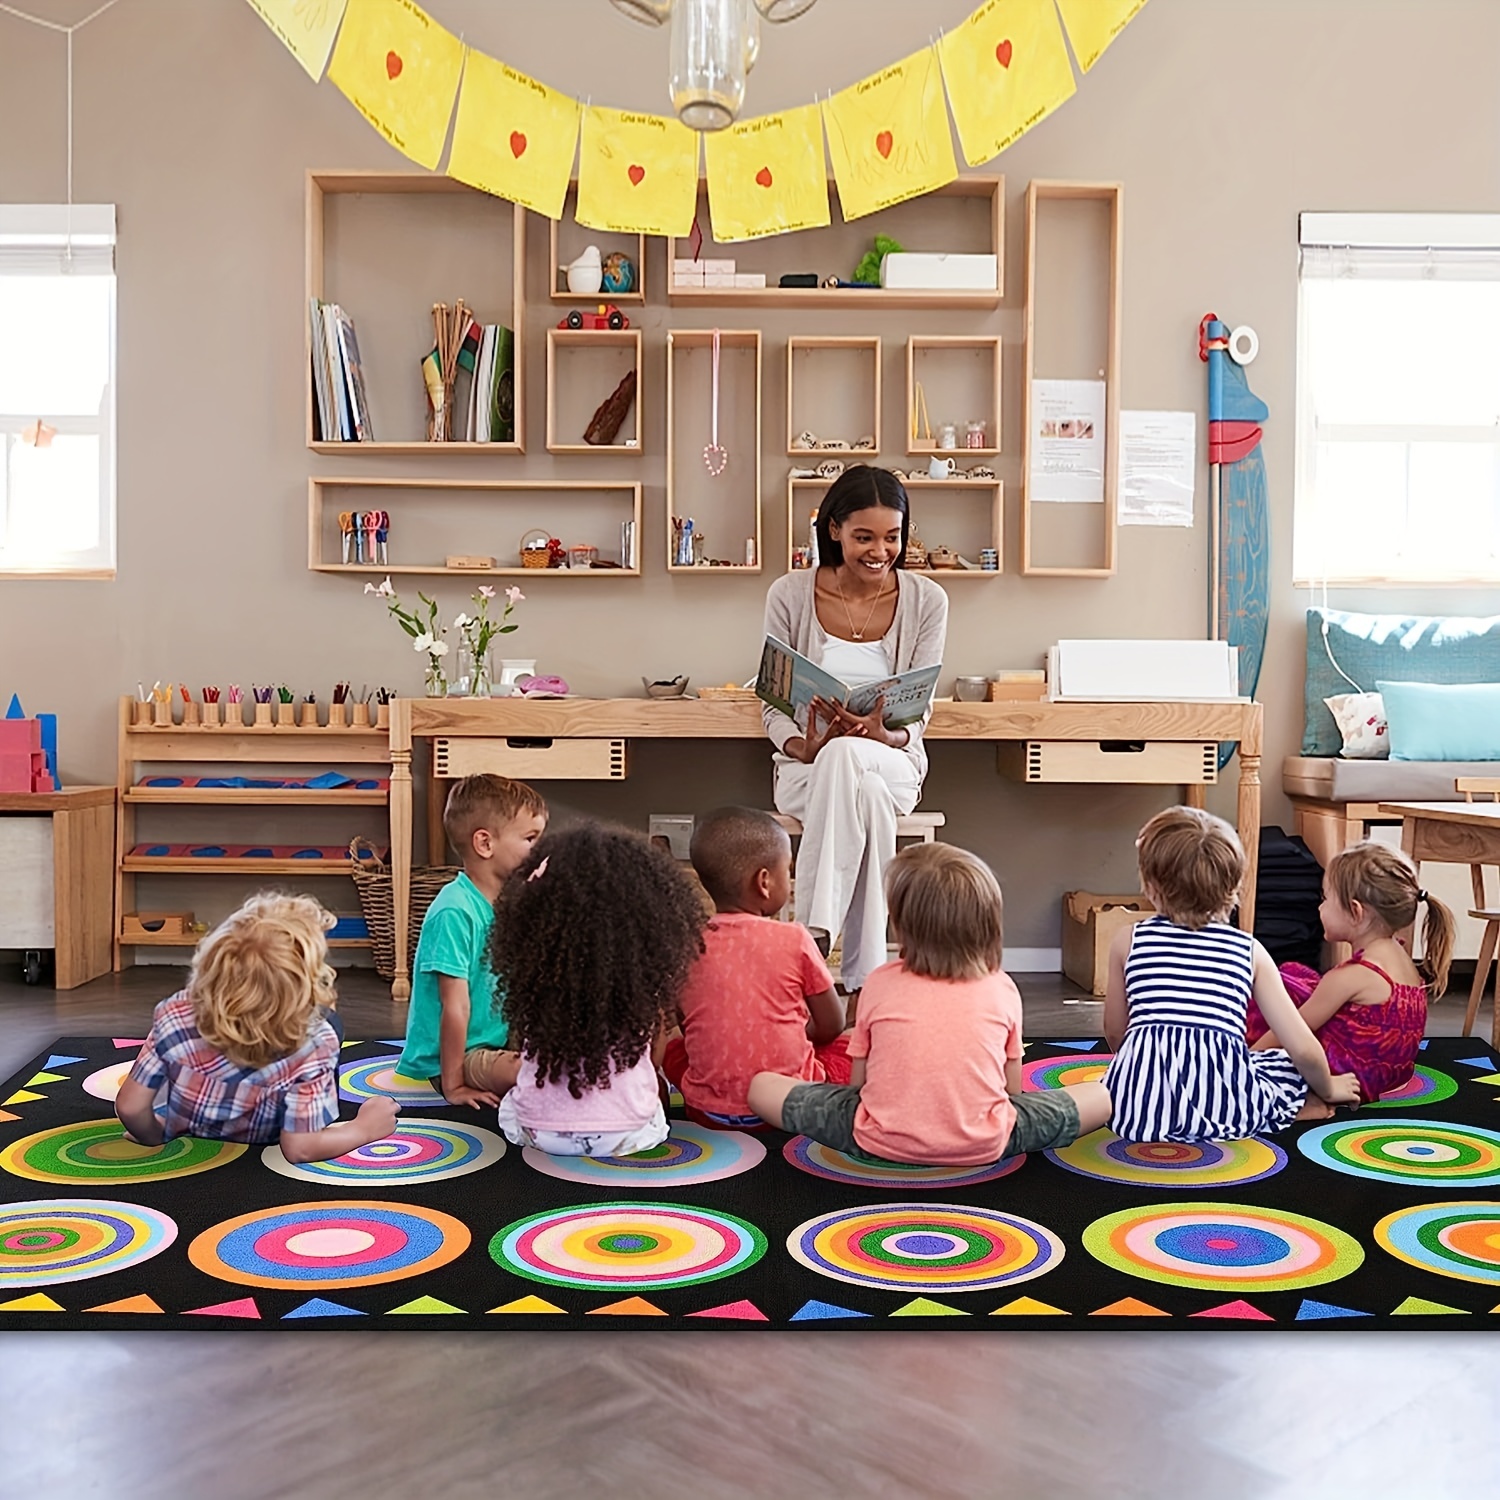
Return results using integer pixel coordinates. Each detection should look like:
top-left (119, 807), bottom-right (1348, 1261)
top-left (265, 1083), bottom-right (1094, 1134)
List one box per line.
top-left (521, 1126), bottom-right (764, 1187)
top-left (1374, 1201), bottom-right (1500, 1285)
top-left (1046, 1131), bottom-right (1286, 1190)
top-left (1297, 1119), bottom-right (1500, 1186)
top-left (1082, 1202), bottom-right (1363, 1292)
top-left (786, 1204), bottom-right (1064, 1293)
top-left (1021, 1053), bottom-right (1114, 1092)
top-left (81, 1061), bottom-right (132, 1101)
top-left (782, 1136), bottom-right (1024, 1189)
top-left (188, 1201), bottom-right (470, 1289)
top-left (0, 1199), bottom-right (177, 1287)
top-left (0, 1120), bottom-right (244, 1184)
top-left (490, 1202), bottom-right (767, 1290)
top-left (261, 1118), bottom-right (505, 1186)
top-left (337, 1055), bottom-right (441, 1106)
top-left (1364, 1066), bottom-right (1459, 1110)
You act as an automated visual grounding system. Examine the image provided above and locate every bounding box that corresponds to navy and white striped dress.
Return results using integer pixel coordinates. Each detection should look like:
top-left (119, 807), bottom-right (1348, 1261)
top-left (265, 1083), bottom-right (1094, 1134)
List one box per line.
top-left (1104, 917), bottom-right (1307, 1142)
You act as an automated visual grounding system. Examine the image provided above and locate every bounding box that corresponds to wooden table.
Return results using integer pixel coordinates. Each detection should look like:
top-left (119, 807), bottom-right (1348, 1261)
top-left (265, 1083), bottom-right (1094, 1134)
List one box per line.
top-left (1380, 801), bottom-right (1500, 869)
top-left (388, 697), bottom-right (1264, 1000)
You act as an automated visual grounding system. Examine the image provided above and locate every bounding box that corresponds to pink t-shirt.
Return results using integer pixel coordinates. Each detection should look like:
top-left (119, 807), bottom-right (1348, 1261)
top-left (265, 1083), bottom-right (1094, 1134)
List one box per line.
top-left (510, 1049), bottom-right (660, 1134)
top-left (677, 913), bottom-right (837, 1116)
top-left (847, 961), bottom-right (1023, 1165)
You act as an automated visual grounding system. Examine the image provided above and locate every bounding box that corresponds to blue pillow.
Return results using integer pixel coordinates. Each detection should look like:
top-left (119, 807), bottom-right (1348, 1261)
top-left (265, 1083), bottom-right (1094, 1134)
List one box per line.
top-left (1378, 681), bottom-right (1500, 762)
top-left (1303, 609), bottom-right (1500, 756)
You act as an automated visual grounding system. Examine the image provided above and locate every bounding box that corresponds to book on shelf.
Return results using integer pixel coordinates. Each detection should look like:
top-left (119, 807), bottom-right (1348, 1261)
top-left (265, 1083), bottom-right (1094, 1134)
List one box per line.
top-left (463, 325), bottom-right (516, 444)
top-left (620, 518), bottom-right (637, 571)
top-left (755, 636), bottom-right (941, 732)
top-left (308, 300), bottom-right (372, 443)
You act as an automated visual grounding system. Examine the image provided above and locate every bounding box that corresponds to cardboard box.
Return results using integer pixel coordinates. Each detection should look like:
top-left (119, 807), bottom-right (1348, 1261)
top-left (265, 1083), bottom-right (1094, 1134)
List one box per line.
top-left (879, 252), bottom-right (998, 290)
top-left (1061, 891), bottom-right (1155, 996)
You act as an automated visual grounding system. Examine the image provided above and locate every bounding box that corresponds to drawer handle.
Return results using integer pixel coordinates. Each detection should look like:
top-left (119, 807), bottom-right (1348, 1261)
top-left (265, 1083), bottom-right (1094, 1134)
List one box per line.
top-left (506, 738), bottom-right (554, 750)
top-left (1099, 741), bottom-right (1146, 754)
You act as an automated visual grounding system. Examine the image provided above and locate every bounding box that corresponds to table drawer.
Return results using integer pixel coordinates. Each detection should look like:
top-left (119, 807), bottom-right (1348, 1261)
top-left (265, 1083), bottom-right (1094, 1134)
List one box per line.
top-left (998, 740), bottom-right (1219, 785)
top-left (434, 737), bottom-right (628, 781)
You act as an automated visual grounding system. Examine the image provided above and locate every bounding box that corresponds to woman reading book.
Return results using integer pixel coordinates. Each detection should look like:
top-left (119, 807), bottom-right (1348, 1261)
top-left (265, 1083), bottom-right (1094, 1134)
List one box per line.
top-left (761, 465), bottom-right (948, 1012)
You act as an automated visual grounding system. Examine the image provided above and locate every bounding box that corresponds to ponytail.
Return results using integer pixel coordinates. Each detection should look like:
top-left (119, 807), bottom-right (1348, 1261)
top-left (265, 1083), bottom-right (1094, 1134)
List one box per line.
top-left (1417, 890), bottom-right (1456, 999)
top-left (1327, 841), bottom-right (1455, 995)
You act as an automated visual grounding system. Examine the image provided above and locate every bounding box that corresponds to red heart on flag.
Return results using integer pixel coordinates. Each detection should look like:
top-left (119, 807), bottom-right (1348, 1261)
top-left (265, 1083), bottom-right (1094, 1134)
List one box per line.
top-left (996, 38), bottom-right (1013, 68)
top-left (510, 131), bottom-right (527, 158)
top-left (385, 50), bottom-right (403, 80)
top-left (875, 130), bottom-right (893, 159)
top-left (755, 166), bottom-right (773, 188)
top-left (628, 164), bottom-right (646, 186)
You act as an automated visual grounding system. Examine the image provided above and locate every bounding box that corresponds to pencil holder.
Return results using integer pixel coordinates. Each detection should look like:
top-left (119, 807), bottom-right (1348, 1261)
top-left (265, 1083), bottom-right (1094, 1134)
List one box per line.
top-left (224, 702), bottom-right (244, 728)
top-left (276, 703), bottom-right (295, 727)
top-left (153, 700), bottom-right (173, 727)
top-left (299, 702), bottom-right (319, 728)
top-left (253, 703), bottom-right (273, 727)
top-left (328, 703), bottom-right (347, 729)
top-left (200, 701), bottom-right (221, 728)
top-left (132, 701), bottom-right (152, 728)
top-left (375, 703), bottom-right (390, 731)
top-left (352, 703), bottom-right (371, 729)
top-left (181, 701), bottom-right (201, 727)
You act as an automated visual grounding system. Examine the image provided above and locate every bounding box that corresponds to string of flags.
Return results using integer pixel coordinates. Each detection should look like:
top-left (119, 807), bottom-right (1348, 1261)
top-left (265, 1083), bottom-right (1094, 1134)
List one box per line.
top-left (245, 0), bottom-right (1149, 240)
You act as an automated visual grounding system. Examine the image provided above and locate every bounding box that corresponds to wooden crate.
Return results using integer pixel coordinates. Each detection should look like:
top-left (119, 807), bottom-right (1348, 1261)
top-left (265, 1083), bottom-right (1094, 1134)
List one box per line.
top-left (998, 740), bottom-right (1218, 785)
top-left (432, 736), bottom-right (628, 781)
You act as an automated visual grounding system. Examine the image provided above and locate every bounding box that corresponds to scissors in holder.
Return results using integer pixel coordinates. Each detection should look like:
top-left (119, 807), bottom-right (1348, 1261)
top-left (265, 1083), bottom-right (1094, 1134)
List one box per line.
top-left (375, 510), bottom-right (390, 565)
top-left (363, 510), bottom-right (381, 568)
top-left (339, 511), bottom-right (355, 566)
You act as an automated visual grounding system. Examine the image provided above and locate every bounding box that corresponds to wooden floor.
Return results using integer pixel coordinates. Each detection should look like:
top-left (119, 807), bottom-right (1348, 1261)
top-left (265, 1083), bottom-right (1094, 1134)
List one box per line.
top-left (0, 962), bottom-right (1492, 1498)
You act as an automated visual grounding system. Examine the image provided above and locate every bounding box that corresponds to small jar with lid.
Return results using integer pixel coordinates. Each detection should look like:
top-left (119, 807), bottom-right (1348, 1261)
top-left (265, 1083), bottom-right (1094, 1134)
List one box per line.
top-left (965, 420), bottom-right (988, 450)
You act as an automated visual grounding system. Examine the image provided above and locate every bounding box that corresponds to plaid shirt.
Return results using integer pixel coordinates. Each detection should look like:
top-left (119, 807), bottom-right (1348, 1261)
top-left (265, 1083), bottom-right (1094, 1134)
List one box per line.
top-left (128, 991), bottom-right (340, 1145)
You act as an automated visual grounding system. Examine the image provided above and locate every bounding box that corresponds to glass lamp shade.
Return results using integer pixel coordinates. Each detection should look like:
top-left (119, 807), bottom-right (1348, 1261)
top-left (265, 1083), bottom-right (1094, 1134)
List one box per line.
top-left (670, 0), bottom-right (746, 131)
top-left (610, 0), bottom-right (674, 24)
top-left (742, 0), bottom-right (760, 71)
top-left (754, 0), bottom-right (817, 19)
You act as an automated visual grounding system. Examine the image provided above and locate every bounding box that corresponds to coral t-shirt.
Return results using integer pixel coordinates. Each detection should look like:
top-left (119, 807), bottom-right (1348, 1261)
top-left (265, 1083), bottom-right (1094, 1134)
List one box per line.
top-left (677, 913), bottom-right (837, 1117)
top-left (847, 961), bottom-right (1023, 1165)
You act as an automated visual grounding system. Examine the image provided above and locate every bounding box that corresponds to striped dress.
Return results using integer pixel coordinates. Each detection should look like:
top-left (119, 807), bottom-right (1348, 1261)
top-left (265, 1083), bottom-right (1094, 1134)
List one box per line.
top-left (1105, 917), bottom-right (1308, 1142)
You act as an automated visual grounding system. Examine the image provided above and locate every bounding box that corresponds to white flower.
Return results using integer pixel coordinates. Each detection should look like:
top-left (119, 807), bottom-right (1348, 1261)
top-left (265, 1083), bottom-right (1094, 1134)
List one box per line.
top-left (505, 586), bottom-right (525, 605)
top-left (430, 639), bottom-right (449, 658)
top-left (365, 576), bottom-right (395, 598)
top-left (477, 585), bottom-right (496, 600)
top-left (452, 612), bottom-right (471, 629)
top-left (413, 632), bottom-right (434, 653)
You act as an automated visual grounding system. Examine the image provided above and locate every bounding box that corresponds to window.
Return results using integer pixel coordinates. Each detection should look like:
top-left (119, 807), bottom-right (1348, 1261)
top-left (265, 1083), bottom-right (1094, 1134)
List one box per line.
top-left (1295, 212), bottom-right (1500, 586)
top-left (0, 205), bottom-right (116, 577)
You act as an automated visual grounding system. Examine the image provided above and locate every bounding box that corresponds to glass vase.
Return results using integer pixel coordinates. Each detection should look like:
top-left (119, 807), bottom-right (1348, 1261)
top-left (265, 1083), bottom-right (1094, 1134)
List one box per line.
top-left (456, 641), bottom-right (493, 698)
top-left (423, 660), bottom-right (448, 698)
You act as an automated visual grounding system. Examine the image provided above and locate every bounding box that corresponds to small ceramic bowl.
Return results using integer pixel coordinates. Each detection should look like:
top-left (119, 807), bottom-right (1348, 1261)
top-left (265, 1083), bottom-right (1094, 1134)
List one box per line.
top-left (954, 675), bottom-right (989, 702)
top-left (643, 676), bottom-right (690, 699)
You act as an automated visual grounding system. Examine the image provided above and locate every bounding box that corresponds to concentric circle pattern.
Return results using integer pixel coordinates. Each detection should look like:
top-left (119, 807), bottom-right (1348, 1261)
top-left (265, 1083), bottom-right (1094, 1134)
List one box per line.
top-left (1047, 1130), bottom-right (1286, 1189)
top-left (0, 1198), bottom-right (177, 1287)
top-left (188, 1201), bottom-right (470, 1288)
top-left (1021, 1054), bottom-right (1114, 1092)
top-left (338, 1055), bottom-right (441, 1106)
top-left (1083, 1202), bottom-right (1363, 1291)
top-left (82, 1061), bottom-right (132, 1102)
top-left (1365, 1066), bottom-right (1459, 1110)
top-left (787, 1204), bottom-right (1064, 1292)
top-left (1298, 1119), bottom-right (1500, 1185)
top-left (0, 1121), bottom-right (244, 1184)
top-left (783, 1136), bottom-right (1024, 1189)
top-left (1375, 1201), bottom-right (1500, 1285)
top-left (490, 1202), bottom-right (766, 1290)
top-left (522, 1126), bottom-right (764, 1186)
top-left (262, 1118), bottom-right (505, 1185)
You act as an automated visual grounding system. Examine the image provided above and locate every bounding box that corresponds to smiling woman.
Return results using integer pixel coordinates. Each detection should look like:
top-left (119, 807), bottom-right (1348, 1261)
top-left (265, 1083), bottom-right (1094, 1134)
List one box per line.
top-left (761, 466), bottom-right (948, 997)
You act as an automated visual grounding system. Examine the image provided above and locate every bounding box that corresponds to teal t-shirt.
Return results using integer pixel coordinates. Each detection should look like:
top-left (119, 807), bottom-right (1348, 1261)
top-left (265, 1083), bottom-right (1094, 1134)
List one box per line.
top-left (397, 872), bottom-right (508, 1082)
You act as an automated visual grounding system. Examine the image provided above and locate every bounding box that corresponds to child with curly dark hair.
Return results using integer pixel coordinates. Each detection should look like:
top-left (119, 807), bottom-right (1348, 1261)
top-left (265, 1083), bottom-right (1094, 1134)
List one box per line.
top-left (490, 823), bottom-right (707, 1156)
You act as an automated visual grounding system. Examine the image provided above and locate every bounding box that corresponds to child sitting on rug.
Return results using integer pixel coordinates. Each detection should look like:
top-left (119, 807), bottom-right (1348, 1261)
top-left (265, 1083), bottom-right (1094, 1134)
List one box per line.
top-left (396, 774), bottom-right (547, 1110)
top-left (664, 807), bottom-right (848, 1130)
top-left (115, 893), bottom-right (398, 1163)
top-left (491, 823), bottom-right (706, 1157)
top-left (1248, 841), bottom-right (1454, 1104)
top-left (1103, 807), bottom-right (1361, 1141)
top-left (748, 844), bottom-right (1111, 1165)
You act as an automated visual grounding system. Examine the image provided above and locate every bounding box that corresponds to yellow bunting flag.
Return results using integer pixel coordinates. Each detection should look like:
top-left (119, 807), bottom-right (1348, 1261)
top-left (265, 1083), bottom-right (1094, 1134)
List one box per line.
top-left (326, 0), bottom-right (464, 171)
top-left (939, 0), bottom-right (1076, 166)
top-left (449, 50), bottom-right (580, 220)
top-left (822, 45), bottom-right (957, 222)
top-left (576, 105), bottom-right (699, 239)
top-left (703, 104), bottom-right (830, 243)
top-left (243, 0), bottom-right (348, 82)
top-left (1054, 0), bottom-right (1151, 73)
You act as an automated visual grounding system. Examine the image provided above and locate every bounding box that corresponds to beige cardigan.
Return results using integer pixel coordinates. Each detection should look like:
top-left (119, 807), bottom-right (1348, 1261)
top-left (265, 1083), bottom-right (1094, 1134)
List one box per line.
top-left (761, 567), bottom-right (949, 777)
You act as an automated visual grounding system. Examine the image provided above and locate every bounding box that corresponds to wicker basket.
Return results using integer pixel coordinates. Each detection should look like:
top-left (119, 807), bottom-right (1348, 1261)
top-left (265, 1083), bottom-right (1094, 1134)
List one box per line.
top-left (348, 837), bottom-right (460, 981)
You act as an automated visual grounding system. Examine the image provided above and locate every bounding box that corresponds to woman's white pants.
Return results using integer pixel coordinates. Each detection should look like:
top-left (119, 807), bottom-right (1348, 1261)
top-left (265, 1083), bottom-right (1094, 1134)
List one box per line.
top-left (773, 737), bottom-right (922, 991)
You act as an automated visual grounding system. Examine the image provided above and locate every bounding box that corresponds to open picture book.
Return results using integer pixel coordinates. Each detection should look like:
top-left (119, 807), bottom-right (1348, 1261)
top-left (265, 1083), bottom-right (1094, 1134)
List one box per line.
top-left (756, 636), bottom-right (942, 733)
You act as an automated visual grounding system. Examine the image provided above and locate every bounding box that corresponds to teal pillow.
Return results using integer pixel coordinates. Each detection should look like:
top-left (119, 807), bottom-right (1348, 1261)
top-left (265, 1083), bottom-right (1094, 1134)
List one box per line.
top-left (1377, 680), bottom-right (1500, 762)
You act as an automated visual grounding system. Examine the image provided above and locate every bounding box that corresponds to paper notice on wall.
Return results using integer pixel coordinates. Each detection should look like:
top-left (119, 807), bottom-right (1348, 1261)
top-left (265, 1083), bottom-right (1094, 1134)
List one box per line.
top-left (1028, 379), bottom-right (1106, 502)
top-left (1119, 410), bottom-right (1195, 527)
top-left (244, 0), bottom-right (348, 82)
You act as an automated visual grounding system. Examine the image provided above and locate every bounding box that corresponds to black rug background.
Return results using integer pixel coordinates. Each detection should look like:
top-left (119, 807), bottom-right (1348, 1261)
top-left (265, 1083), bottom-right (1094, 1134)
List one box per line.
top-left (1, 1036), bottom-right (1498, 1330)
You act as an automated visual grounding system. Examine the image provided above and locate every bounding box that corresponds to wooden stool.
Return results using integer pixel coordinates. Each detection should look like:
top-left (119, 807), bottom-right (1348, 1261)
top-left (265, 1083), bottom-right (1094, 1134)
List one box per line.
top-left (771, 811), bottom-right (946, 844)
top-left (1459, 779), bottom-right (1500, 1048)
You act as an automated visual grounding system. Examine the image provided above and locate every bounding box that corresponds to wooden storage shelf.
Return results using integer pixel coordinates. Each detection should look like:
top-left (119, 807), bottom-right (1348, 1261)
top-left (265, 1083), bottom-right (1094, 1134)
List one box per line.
top-left (308, 476), bottom-right (644, 577)
top-left (666, 329), bottom-right (762, 574)
top-left (123, 930), bottom-right (373, 949)
top-left (124, 788), bottom-right (389, 805)
top-left (546, 329), bottom-right (643, 455)
top-left (306, 170), bottom-right (526, 453)
top-left (121, 855), bottom-right (364, 876)
top-left (1021, 181), bottom-right (1123, 578)
top-left (786, 337), bottom-right (881, 457)
top-left (549, 184), bottom-right (646, 303)
top-left (906, 336), bottom-right (1002, 456)
top-left (666, 176), bottom-right (1003, 308)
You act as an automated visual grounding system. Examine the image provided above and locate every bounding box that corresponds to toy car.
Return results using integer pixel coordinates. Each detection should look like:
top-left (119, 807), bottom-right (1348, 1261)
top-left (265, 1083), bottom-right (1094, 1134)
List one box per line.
top-left (559, 304), bottom-right (629, 331)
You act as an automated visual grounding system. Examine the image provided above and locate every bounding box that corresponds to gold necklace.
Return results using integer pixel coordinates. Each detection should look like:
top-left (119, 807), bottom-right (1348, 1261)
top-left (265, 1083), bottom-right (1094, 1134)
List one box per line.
top-left (835, 571), bottom-right (889, 641)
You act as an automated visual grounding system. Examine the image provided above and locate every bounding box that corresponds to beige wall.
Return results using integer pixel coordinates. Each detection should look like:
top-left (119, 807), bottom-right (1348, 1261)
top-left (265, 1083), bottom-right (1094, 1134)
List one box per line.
top-left (2, 0), bottom-right (1497, 951)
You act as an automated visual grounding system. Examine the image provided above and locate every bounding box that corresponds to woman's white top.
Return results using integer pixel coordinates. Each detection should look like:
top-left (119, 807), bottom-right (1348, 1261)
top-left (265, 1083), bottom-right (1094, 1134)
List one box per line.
top-left (817, 628), bottom-right (893, 687)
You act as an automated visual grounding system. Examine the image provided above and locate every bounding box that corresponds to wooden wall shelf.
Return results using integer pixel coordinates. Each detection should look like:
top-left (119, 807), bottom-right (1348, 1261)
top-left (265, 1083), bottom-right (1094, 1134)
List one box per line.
top-left (786, 337), bottom-right (881, 456)
top-left (906, 335), bottom-right (1002, 456)
top-left (546, 329), bottom-right (643, 455)
top-left (549, 184), bottom-right (646, 304)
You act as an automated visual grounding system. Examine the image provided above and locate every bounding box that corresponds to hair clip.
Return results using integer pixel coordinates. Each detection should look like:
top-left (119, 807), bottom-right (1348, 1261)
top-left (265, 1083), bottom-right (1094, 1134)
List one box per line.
top-left (527, 857), bottom-right (549, 883)
top-left (1417, 887), bottom-right (1429, 903)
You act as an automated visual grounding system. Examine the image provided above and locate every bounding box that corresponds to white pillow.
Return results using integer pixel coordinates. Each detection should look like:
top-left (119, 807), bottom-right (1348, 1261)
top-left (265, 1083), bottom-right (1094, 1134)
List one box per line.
top-left (1324, 691), bottom-right (1389, 759)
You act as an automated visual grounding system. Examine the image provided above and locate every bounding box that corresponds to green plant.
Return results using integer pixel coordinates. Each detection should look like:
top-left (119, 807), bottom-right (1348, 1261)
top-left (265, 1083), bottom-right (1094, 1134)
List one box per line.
top-left (853, 233), bottom-right (904, 286)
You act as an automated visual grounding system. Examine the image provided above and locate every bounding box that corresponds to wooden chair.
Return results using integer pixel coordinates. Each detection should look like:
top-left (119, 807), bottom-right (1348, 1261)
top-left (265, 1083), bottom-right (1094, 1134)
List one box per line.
top-left (771, 811), bottom-right (946, 845)
top-left (1458, 778), bottom-right (1500, 1046)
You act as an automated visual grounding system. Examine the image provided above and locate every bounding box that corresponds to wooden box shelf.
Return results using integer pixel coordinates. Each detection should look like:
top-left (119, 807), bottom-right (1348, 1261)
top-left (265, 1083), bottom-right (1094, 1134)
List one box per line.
top-left (786, 337), bottom-right (881, 456)
top-left (906, 336), bottom-right (1001, 456)
top-left (546, 329), bottom-right (643, 455)
top-left (306, 170), bottom-right (526, 454)
top-left (308, 476), bottom-right (644, 577)
top-left (549, 185), bottom-right (645, 304)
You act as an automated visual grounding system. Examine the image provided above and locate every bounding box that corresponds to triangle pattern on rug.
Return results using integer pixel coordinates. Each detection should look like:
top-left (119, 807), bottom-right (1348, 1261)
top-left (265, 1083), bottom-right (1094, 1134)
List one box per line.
top-left (1392, 1296), bottom-right (1468, 1316)
top-left (87, 1294), bottom-right (165, 1314)
top-left (687, 1299), bottom-right (768, 1322)
top-left (284, 1298), bottom-right (366, 1320)
top-left (112, 1038), bottom-right (148, 1049)
top-left (186, 1297), bottom-right (261, 1319)
top-left (1047, 1039), bottom-right (1101, 1051)
top-left (1296, 1299), bottom-right (1372, 1322)
top-left (0, 1292), bottom-right (64, 1312)
top-left (340, 1040), bottom-right (362, 1049)
top-left (2, 1090), bottom-right (44, 1106)
top-left (1455, 1056), bottom-right (1497, 1070)
top-left (0, 1108), bottom-right (18, 1123)
top-left (489, 1295), bottom-right (567, 1314)
top-left (1191, 1299), bottom-right (1273, 1322)
top-left (1091, 1297), bottom-right (1169, 1317)
top-left (387, 1295), bottom-right (464, 1315)
top-left (1468, 1072), bottom-right (1500, 1086)
top-left (990, 1296), bottom-right (1068, 1316)
top-left (588, 1296), bottom-right (667, 1317)
top-left (890, 1297), bottom-right (969, 1318)
top-left (24, 1071), bottom-right (69, 1087)
top-left (44, 1054), bottom-right (86, 1069)
top-left (789, 1299), bottom-right (871, 1322)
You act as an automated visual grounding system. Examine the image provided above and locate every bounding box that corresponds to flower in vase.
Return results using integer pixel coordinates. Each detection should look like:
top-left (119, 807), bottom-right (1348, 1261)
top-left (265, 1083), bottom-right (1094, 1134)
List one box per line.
top-left (505, 586), bottom-right (525, 606)
top-left (478, 585), bottom-right (497, 600)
